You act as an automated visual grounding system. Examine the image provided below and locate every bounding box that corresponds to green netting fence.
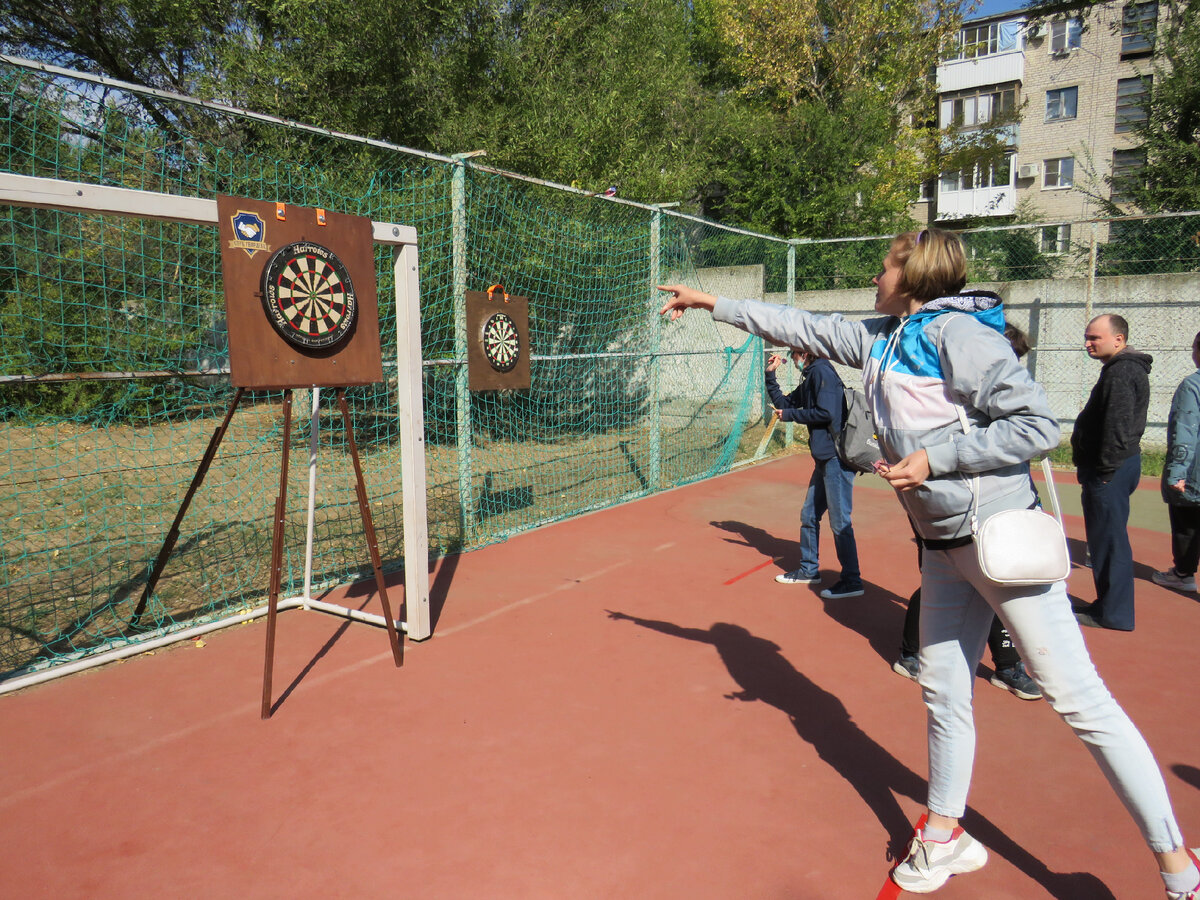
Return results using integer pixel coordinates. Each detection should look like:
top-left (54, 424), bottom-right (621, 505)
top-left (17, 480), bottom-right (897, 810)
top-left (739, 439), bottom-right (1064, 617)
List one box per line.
top-left (3, 56), bottom-right (1199, 685)
top-left (0, 58), bottom-right (795, 682)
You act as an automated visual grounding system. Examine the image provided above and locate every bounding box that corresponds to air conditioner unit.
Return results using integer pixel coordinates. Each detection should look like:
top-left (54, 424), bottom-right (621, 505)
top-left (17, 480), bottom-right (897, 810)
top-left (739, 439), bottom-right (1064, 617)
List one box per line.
top-left (1018, 162), bottom-right (1041, 179)
top-left (1026, 22), bottom-right (1044, 39)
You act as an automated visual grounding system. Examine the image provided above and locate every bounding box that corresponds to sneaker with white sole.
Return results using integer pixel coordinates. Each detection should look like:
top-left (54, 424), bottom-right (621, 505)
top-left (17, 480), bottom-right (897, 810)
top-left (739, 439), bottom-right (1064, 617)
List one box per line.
top-left (893, 653), bottom-right (919, 681)
top-left (1165, 848), bottom-right (1200, 899)
top-left (891, 827), bottom-right (988, 893)
top-left (775, 569), bottom-right (820, 585)
top-left (989, 662), bottom-right (1043, 701)
top-left (819, 580), bottom-right (865, 599)
top-left (1153, 568), bottom-right (1197, 591)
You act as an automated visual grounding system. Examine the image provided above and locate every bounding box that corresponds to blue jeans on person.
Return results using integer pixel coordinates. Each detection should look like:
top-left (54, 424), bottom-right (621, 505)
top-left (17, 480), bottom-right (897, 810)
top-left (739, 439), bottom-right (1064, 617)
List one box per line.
top-left (918, 542), bottom-right (1183, 852)
top-left (797, 456), bottom-right (860, 584)
top-left (1079, 454), bottom-right (1141, 630)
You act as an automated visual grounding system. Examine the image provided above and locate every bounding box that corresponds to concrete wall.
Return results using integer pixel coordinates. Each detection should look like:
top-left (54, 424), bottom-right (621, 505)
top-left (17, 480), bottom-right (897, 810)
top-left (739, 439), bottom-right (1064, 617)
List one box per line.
top-left (658, 265), bottom-right (765, 408)
top-left (754, 270), bottom-right (1200, 447)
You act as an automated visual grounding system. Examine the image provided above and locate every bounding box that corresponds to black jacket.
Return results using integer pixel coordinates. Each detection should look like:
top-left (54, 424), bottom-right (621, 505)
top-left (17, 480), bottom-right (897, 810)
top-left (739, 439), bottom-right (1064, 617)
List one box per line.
top-left (1071, 348), bottom-right (1152, 478)
top-left (765, 357), bottom-right (844, 462)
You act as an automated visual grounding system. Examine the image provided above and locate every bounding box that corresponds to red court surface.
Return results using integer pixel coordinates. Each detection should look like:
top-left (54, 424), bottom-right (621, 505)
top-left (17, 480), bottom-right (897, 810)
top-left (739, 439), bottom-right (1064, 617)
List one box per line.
top-left (2, 455), bottom-right (1197, 899)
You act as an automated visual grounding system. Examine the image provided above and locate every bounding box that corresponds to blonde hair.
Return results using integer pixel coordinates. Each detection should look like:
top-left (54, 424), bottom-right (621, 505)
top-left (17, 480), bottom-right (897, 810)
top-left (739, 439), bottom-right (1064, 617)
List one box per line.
top-left (889, 228), bottom-right (967, 304)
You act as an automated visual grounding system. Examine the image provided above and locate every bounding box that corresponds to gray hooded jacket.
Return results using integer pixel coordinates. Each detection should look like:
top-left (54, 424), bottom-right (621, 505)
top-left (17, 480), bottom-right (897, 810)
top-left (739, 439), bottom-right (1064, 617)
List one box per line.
top-left (712, 294), bottom-right (1060, 541)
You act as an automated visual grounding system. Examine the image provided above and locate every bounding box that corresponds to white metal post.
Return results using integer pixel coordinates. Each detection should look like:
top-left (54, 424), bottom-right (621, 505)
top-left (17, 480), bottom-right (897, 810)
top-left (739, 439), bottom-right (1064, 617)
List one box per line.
top-left (302, 387), bottom-right (321, 606)
top-left (393, 242), bottom-right (432, 640)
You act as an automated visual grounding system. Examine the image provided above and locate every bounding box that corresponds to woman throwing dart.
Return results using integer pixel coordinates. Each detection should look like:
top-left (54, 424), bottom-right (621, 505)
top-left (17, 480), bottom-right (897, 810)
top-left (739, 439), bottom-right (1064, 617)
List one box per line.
top-left (658, 227), bottom-right (1199, 897)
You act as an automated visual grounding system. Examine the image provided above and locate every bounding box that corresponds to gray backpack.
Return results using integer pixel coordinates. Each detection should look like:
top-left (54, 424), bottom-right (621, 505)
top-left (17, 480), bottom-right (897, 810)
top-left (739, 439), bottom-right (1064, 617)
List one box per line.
top-left (833, 387), bottom-right (880, 474)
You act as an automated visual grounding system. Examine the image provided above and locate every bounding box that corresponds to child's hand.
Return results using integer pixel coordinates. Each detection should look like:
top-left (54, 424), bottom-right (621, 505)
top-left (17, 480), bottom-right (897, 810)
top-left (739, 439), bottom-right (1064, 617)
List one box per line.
top-left (766, 354), bottom-right (785, 372)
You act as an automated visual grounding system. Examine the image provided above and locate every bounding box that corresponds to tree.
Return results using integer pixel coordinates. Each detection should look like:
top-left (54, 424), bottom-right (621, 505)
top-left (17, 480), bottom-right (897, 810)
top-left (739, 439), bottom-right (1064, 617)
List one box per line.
top-left (412, 0), bottom-right (717, 203)
top-left (0, 0), bottom-right (233, 133)
top-left (1124, 0), bottom-right (1200, 211)
top-left (688, 0), bottom-right (972, 236)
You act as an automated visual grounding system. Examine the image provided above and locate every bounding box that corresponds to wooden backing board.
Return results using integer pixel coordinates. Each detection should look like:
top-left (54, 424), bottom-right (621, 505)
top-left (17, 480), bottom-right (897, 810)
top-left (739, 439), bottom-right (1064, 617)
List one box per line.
top-left (466, 289), bottom-right (531, 391)
top-left (217, 195), bottom-right (383, 389)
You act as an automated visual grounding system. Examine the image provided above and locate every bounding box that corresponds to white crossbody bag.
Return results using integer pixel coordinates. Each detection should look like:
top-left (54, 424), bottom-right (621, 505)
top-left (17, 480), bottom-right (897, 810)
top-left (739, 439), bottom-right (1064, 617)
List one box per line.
top-left (969, 458), bottom-right (1071, 585)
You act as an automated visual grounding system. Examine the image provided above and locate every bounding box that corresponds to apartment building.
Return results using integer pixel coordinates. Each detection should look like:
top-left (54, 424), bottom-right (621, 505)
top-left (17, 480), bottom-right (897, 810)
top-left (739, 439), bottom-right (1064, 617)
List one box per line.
top-left (913, 0), bottom-right (1160, 240)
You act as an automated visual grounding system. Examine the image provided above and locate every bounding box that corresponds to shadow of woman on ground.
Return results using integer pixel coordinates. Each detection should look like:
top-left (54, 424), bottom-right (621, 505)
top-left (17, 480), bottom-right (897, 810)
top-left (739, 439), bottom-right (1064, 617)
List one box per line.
top-left (606, 611), bottom-right (1116, 899)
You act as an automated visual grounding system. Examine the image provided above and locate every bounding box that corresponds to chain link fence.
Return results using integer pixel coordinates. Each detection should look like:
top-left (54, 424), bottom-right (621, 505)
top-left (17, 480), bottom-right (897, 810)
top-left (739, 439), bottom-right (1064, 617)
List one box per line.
top-left (2, 54), bottom-right (1197, 682)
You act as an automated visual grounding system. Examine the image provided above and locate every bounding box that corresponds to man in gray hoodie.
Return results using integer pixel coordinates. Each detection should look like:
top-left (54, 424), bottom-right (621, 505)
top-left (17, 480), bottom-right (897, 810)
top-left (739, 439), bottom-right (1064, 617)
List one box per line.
top-left (1072, 313), bottom-right (1152, 631)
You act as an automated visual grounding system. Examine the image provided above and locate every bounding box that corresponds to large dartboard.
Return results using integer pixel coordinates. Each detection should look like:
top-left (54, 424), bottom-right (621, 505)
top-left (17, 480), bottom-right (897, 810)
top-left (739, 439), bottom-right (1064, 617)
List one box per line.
top-left (261, 241), bottom-right (358, 350)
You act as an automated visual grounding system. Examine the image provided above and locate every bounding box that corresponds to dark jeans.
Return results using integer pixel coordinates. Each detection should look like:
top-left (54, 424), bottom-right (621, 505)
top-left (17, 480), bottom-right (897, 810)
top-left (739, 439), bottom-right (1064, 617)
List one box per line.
top-left (1079, 455), bottom-right (1141, 630)
top-left (1168, 503), bottom-right (1200, 577)
top-left (900, 587), bottom-right (1021, 670)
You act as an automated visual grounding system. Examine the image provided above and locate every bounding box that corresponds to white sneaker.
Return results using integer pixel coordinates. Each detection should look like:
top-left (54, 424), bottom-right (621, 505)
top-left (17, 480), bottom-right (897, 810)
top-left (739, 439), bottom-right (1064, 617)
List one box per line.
top-left (1165, 848), bottom-right (1200, 899)
top-left (1153, 568), bottom-right (1197, 591)
top-left (891, 828), bottom-right (988, 893)
top-left (775, 570), bottom-right (820, 585)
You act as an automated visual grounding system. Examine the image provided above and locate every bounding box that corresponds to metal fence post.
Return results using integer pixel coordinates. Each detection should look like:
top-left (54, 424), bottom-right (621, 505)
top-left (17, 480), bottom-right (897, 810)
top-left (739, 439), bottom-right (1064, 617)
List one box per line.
top-left (451, 154), bottom-right (477, 537)
top-left (1027, 296), bottom-right (1042, 381)
top-left (649, 206), bottom-right (664, 490)
top-left (787, 241), bottom-right (796, 307)
top-left (1086, 221), bottom-right (1099, 324)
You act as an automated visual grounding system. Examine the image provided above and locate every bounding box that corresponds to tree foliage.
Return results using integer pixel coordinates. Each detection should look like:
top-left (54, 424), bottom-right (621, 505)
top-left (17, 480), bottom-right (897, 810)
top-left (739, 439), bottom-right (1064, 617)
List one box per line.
top-left (0, 0), bottom-right (980, 237)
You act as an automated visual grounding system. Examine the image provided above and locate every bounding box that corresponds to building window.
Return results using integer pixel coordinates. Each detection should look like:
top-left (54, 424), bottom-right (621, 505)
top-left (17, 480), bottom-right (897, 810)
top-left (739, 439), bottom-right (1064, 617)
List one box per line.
top-left (1046, 87), bottom-right (1079, 121)
top-left (959, 23), bottom-right (1000, 58)
top-left (1040, 224), bottom-right (1071, 254)
top-left (918, 179), bottom-right (934, 202)
top-left (941, 84), bottom-right (1019, 129)
top-left (1044, 157), bottom-right (1074, 189)
top-left (939, 154), bottom-right (1014, 192)
top-left (1111, 148), bottom-right (1146, 201)
top-left (1115, 76), bottom-right (1151, 133)
top-left (1121, 2), bottom-right (1157, 57)
top-left (1049, 18), bottom-right (1082, 54)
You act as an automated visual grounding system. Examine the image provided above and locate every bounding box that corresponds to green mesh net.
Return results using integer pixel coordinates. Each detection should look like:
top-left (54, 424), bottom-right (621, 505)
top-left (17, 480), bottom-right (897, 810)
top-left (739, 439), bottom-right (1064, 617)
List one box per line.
top-left (0, 60), bottom-right (791, 680)
top-left (8, 57), bottom-right (1195, 684)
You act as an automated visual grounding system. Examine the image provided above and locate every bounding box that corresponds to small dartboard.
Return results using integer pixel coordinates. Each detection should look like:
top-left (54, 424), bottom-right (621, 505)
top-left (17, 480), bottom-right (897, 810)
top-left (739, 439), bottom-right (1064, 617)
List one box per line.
top-left (481, 311), bottom-right (521, 372)
top-left (261, 242), bottom-right (357, 350)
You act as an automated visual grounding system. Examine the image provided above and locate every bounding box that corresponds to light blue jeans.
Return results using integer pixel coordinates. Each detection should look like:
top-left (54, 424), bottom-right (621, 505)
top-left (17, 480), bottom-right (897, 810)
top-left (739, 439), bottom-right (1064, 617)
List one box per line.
top-left (797, 456), bottom-right (860, 583)
top-left (918, 542), bottom-right (1184, 852)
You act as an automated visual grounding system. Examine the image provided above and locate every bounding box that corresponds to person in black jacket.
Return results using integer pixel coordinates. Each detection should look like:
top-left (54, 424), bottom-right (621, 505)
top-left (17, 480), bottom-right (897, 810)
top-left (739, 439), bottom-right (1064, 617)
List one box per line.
top-left (1072, 313), bottom-right (1151, 631)
top-left (767, 349), bottom-right (863, 599)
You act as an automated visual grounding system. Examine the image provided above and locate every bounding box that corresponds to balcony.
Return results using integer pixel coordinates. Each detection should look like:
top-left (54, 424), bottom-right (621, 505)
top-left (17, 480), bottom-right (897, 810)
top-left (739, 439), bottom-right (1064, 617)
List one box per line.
top-left (936, 185), bottom-right (1016, 220)
top-left (938, 48), bottom-right (1024, 93)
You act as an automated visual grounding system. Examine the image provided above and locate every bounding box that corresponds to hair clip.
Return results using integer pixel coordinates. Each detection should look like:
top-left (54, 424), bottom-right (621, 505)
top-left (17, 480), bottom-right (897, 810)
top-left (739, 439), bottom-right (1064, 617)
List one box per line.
top-left (916, 229), bottom-right (927, 245)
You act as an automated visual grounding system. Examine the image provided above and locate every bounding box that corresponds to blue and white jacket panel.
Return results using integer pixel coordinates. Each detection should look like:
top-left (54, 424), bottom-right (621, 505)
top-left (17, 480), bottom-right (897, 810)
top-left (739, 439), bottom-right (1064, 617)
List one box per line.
top-left (712, 292), bottom-right (1060, 540)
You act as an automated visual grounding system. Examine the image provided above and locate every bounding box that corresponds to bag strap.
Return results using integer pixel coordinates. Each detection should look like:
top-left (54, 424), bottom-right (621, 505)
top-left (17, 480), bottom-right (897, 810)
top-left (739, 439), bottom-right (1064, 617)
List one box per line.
top-left (1040, 457), bottom-right (1064, 526)
top-left (935, 314), bottom-right (1060, 535)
